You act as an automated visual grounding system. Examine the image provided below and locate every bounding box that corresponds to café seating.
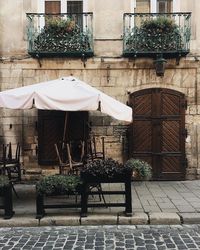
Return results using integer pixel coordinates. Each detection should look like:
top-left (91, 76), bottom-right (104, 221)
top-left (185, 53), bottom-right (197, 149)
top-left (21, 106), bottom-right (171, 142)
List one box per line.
top-left (85, 136), bottom-right (106, 204)
top-left (55, 138), bottom-right (106, 204)
top-left (0, 142), bottom-right (23, 197)
top-left (87, 136), bottom-right (105, 162)
top-left (54, 141), bottom-right (85, 175)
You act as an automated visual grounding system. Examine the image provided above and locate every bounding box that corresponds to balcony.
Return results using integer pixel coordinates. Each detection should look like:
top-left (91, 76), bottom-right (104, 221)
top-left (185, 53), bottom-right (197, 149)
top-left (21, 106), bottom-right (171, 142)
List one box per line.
top-left (26, 13), bottom-right (93, 58)
top-left (123, 13), bottom-right (191, 59)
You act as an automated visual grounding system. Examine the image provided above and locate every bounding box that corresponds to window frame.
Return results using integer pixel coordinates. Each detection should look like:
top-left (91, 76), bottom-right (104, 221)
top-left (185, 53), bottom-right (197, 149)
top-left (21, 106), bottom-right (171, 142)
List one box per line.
top-left (150, 0), bottom-right (178, 13)
top-left (38, 0), bottom-right (86, 13)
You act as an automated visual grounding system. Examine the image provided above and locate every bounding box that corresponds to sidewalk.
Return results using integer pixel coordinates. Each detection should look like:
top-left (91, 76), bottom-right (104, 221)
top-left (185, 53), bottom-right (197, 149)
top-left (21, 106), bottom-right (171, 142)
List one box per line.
top-left (1, 180), bottom-right (200, 227)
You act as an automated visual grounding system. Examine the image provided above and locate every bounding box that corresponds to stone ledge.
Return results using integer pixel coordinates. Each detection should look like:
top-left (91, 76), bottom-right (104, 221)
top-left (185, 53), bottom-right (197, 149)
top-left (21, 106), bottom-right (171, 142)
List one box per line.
top-left (39, 215), bottom-right (80, 226)
top-left (118, 213), bottom-right (148, 225)
top-left (0, 216), bottom-right (38, 227)
top-left (80, 214), bottom-right (117, 225)
top-left (149, 212), bottom-right (181, 225)
top-left (179, 213), bottom-right (200, 224)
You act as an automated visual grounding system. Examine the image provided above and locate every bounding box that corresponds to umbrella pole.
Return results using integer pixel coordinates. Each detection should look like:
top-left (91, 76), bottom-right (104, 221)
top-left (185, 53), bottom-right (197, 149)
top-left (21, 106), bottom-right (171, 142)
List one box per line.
top-left (63, 112), bottom-right (68, 144)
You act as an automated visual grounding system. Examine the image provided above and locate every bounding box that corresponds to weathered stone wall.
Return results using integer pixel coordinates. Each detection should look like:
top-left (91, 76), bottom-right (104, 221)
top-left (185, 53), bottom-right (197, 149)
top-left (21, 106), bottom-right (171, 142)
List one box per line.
top-left (0, 57), bottom-right (200, 179)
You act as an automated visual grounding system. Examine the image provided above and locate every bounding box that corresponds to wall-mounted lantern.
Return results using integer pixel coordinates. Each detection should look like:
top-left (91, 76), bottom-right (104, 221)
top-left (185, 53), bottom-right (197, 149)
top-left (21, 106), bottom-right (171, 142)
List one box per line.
top-left (154, 57), bottom-right (167, 77)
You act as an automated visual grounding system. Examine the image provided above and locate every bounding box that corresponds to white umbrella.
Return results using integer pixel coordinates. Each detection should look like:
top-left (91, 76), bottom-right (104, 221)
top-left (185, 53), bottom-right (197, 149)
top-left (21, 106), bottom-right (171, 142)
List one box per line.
top-left (0, 76), bottom-right (132, 122)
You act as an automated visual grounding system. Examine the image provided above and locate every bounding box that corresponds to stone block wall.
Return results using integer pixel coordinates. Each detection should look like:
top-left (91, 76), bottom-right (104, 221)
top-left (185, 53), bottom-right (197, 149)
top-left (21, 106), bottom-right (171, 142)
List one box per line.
top-left (0, 56), bottom-right (200, 179)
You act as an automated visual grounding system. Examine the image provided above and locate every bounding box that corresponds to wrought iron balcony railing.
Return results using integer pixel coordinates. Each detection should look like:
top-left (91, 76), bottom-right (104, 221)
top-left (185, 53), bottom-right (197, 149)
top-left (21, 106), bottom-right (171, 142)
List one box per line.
top-left (123, 12), bottom-right (191, 59)
top-left (26, 13), bottom-right (93, 58)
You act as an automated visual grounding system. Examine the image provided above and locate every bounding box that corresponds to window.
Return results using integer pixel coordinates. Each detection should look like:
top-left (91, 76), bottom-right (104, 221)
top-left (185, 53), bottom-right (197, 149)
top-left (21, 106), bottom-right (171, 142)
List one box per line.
top-left (44, 0), bottom-right (83, 27)
top-left (67, 1), bottom-right (83, 13)
top-left (135, 0), bottom-right (150, 13)
top-left (43, 0), bottom-right (83, 14)
top-left (157, 0), bottom-right (172, 13)
top-left (45, 1), bottom-right (60, 14)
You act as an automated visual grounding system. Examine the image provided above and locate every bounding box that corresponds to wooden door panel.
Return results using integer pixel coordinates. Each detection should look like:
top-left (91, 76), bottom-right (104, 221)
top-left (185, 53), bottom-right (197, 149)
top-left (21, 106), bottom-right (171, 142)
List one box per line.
top-left (161, 156), bottom-right (184, 180)
top-left (134, 94), bottom-right (152, 116)
top-left (129, 88), bottom-right (186, 180)
top-left (162, 93), bottom-right (181, 116)
top-left (162, 120), bottom-right (180, 152)
top-left (133, 121), bottom-right (152, 152)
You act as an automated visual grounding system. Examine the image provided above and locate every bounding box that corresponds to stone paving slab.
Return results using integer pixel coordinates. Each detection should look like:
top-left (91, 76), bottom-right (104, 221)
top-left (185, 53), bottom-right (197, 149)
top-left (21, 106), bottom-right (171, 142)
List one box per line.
top-left (80, 214), bottom-right (117, 225)
top-left (39, 215), bottom-right (80, 227)
top-left (179, 212), bottom-right (200, 224)
top-left (149, 212), bottom-right (181, 225)
top-left (118, 212), bottom-right (149, 225)
top-left (0, 216), bottom-right (38, 227)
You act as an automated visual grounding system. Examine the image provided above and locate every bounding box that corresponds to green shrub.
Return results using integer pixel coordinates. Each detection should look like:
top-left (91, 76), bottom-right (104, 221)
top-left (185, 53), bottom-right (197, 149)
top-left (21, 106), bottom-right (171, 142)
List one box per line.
top-left (126, 16), bottom-right (183, 52)
top-left (81, 158), bottom-right (132, 179)
top-left (33, 18), bottom-right (91, 52)
top-left (36, 175), bottom-right (82, 195)
top-left (0, 175), bottom-right (9, 188)
top-left (125, 158), bottom-right (152, 180)
top-left (142, 16), bottom-right (178, 33)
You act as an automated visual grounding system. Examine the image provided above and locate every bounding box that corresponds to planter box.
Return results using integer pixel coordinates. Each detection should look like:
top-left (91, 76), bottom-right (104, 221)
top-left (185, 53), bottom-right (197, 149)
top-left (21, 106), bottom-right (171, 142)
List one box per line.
top-left (80, 171), bottom-right (132, 183)
top-left (36, 188), bottom-right (82, 219)
top-left (80, 172), bottom-right (132, 217)
top-left (0, 184), bottom-right (15, 219)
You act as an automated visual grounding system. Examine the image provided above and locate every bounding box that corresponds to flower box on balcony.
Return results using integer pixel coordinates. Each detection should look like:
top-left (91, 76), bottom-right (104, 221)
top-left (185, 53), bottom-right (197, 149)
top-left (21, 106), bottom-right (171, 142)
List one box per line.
top-left (123, 13), bottom-right (191, 59)
top-left (26, 13), bottom-right (94, 58)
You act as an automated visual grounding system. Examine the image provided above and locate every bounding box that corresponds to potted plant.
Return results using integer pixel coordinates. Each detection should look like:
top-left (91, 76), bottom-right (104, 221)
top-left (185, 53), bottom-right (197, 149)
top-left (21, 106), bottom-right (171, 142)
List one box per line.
top-left (36, 174), bottom-right (82, 196)
top-left (0, 175), bottom-right (14, 219)
top-left (126, 16), bottom-right (183, 52)
top-left (36, 174), bottom-right (83, 219)
top-left (0, 175), bottom-right (9, 190)
top-left (81, 158), bottom-right (132, 182)
top-left (124, 158), bottom-right (152, 180)
top-left (80, 158), bottom-right (133, 217)
top-left (33, 17), bottom-right (91, 53)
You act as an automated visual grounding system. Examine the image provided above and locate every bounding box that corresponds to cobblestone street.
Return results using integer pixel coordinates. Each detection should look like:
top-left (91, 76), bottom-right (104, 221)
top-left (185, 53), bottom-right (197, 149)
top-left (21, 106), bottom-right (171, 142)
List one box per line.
top-left (0, 225), bottom-right (200, 250)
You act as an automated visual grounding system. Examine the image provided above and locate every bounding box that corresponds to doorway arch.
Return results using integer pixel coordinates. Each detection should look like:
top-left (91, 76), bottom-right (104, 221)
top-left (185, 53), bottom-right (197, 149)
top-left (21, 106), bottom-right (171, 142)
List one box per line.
top-left (128, 88), bottom-right (187, 180)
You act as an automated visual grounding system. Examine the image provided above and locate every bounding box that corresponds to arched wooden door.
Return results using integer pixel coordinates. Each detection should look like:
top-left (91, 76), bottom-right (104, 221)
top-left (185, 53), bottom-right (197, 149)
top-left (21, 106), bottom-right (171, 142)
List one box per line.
top-left (128, 88), bottom-right (187, 180)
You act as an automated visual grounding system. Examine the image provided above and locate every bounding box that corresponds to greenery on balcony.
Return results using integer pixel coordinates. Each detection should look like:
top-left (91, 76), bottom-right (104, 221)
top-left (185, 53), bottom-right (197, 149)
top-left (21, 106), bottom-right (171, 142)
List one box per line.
top-left (123, 13), bottom-right (191, 58)
top-left (26, 13), bottom-right (93, 58)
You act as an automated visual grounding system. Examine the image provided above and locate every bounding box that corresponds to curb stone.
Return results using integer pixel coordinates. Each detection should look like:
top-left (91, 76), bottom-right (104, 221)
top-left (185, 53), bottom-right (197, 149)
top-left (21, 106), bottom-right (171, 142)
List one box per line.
top-left (149, 212), bottom-right (181, 225)
top-left (0, 216), bottom-right (39, 227)
top-left (179, 212), bottom-right (200, 224)
top-left (118, 212), bottom-right (148, 225)
top-left (80, 214), bottom-right (117, 225)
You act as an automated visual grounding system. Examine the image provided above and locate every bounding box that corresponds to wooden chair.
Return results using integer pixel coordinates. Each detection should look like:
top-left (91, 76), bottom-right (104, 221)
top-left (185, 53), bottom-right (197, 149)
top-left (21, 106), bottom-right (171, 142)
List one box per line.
top-left (66, 141), bottom-right (85, 175)
top-left (87, 136), bottom-right (105, 162)
top-left (85, 136), bottom-right (106, 205)
top-left (1, 143), bottom-right (22, 198)
top-left (54, 141), bottom-right (85, 175)
top-left (54, 142), bottom-right (71, 175)
top-left (6, 143), bottom-right (22, 181)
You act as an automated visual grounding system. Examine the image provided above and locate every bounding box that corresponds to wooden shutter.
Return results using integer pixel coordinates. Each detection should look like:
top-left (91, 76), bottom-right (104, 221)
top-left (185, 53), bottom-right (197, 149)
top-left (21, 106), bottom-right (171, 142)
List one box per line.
top-left (45, 1), bottom-right (61, 14)
top-left (67, 1), bottom-right (83, 13)
top-left (157, 0), bottom-right (172, 13)
top-left (135, 0), bottom-right (150, 13)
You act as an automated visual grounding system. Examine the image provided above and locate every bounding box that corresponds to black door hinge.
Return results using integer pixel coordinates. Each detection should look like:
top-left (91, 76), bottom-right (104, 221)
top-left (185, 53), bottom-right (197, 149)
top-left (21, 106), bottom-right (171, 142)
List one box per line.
top-left (182, 158), bottom-right (188, 167)
top-left (182, 128), bottom-right (188, 138)
top-left (182, 99), bottom-right (187, 110)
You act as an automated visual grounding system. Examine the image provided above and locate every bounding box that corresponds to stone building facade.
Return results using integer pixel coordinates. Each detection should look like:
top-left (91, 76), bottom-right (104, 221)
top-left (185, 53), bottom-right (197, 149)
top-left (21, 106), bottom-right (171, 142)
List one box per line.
top-left (0, 0), bottom-right (200, 180)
